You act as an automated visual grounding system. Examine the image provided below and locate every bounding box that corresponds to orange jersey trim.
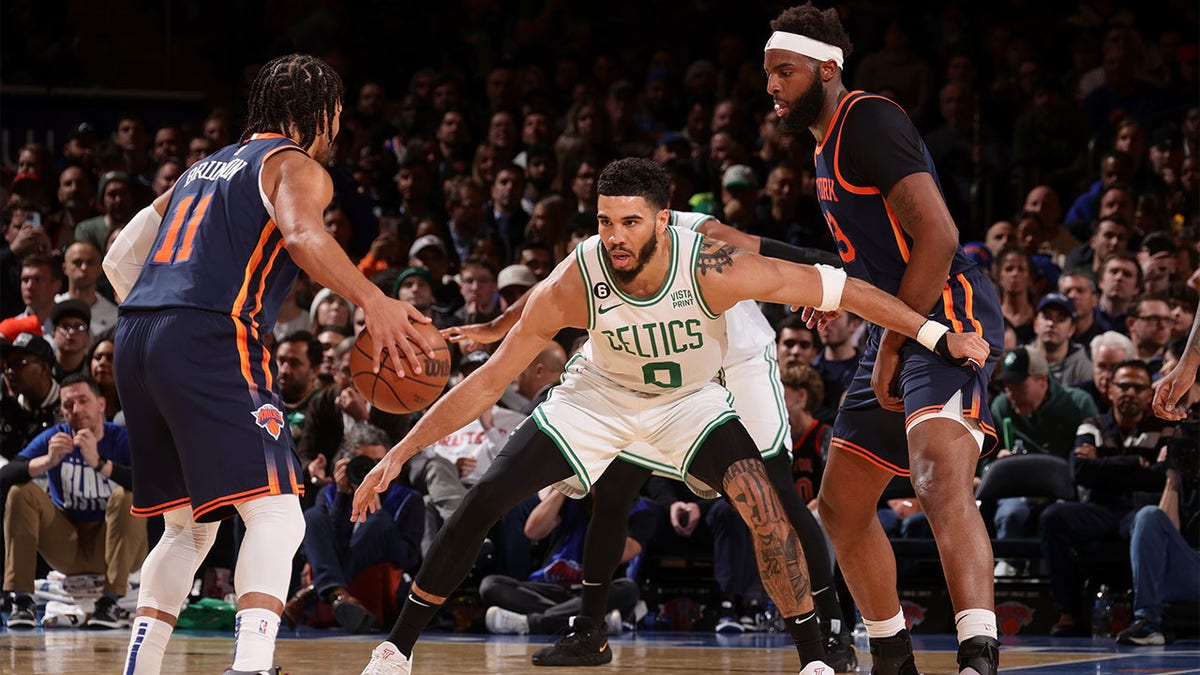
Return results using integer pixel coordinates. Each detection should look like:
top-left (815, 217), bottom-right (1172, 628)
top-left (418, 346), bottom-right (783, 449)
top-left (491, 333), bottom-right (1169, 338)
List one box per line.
top-left (130, 497), bottom-right (192, 518)
top-left (193, 485), bottom-right (279, 521)
top-left (830, 437), bottom-right (910, 477)
top-left (905, 405), bottom-right (943, 427)
top-left (957, 273), bottom-right (984, 337)
top-left (814, 90), bottom-right (861, 156)
top-left (230, 220), bottom-right (279, 391)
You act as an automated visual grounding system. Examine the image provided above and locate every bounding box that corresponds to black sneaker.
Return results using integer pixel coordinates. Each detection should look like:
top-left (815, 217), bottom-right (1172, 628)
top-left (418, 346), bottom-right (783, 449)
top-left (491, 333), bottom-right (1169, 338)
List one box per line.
top-left (823, 625), bottom-right (858, 672)
top-left (869, 629), bottom-right (918, 675)
top-left (1116, 618), bottom-right (1172, 646)
top-left (222, 667), bottom-right (282, 674)
top-left (88, 596), bottom-right (130, 628)
top-left (6, 594), bottom-right (38, 628)
top-left (957, 635), bottom-right (1000, 675)
top-left (531, 615), bottom-right (613, 667)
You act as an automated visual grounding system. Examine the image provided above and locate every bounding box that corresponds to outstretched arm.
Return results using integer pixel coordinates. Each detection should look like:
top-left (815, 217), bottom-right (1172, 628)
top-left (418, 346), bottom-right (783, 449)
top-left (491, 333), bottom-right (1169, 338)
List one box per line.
top-left (696, 238), bottom-right (987, 364)
top-left (441, 284), bottom-right (533, 347)
top-left (694, 217), bottom-right (843, 267)
top-left (352, 262), bottom-right (587, 521)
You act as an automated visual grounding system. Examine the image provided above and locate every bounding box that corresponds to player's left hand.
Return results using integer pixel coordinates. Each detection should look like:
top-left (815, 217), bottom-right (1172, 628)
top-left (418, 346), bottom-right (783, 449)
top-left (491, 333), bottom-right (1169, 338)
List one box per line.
top-left (74, 429), bottom-right (100, 468)
top-left (798, 306), bottom-right (841, 331)
top-left (351, 450), bottom-right (405, 522)
top-left (870, 345), bottom-right (904, 412)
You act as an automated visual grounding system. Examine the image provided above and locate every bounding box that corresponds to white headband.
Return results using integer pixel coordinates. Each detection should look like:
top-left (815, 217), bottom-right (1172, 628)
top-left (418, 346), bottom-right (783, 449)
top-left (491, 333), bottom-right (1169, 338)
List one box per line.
top-left (764, 31), bottom-right (844, 69)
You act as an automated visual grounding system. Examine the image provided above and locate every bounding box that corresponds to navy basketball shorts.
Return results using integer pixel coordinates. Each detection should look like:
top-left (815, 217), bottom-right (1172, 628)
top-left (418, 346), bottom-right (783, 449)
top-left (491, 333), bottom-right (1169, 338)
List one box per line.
top-left (115, 308), bottom-right (304, 522)
top-left (831, 269), bottom-right (1004, 476)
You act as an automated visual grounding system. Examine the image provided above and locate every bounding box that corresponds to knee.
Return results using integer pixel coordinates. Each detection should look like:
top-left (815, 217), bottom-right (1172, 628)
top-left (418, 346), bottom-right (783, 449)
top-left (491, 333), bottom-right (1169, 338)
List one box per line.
top-left (1131, 506), bottom-right (1167, 536)
top-left (707, 499), bottom-right (737, 527)
top-left (6, 481), bottom-right (43, 512)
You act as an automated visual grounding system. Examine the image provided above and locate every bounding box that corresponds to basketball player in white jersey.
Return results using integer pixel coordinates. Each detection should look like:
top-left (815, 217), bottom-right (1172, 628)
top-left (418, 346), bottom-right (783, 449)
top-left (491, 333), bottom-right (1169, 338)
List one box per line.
top-left (351, 158), bottom-right (987, 675)
top-left (444, 209), bottom-right (859, 669)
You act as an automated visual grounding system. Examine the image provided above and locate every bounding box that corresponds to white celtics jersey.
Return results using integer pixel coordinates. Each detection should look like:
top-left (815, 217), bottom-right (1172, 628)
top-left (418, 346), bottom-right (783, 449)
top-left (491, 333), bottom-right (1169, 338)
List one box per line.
top-left (669, 210), bottom-right (775, 365)
top-left (574, 227), bottom-right (727, 396)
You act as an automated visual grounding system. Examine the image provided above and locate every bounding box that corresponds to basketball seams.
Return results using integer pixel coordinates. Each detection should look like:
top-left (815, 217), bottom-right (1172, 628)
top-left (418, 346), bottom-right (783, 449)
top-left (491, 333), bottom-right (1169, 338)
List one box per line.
top-left (348, 325), bottom-right (450, 414)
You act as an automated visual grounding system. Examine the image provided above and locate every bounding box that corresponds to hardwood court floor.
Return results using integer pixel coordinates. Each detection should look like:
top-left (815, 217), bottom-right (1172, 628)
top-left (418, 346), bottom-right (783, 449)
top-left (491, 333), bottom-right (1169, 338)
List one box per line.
top-left (4, 629), bottom-right (1198, 674)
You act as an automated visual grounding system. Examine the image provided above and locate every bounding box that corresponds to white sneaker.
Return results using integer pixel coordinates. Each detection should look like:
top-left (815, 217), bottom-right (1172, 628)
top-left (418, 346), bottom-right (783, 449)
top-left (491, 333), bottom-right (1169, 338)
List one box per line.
top-left (799, 660), bottom-right (832, 675)
top-left (604, 608), bottom-right (623, 635)
top-left (485, 606), bottom-right (530, 635)
top-left (361, 641), bottom-right (412, 675)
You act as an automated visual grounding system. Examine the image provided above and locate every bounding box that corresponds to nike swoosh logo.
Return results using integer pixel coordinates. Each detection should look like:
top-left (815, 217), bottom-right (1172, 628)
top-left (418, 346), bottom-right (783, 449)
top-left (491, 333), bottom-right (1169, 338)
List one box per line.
top-left (599, 641), bottom-right (609, 652)
top-left (598, 303), bottom-right (623, 314)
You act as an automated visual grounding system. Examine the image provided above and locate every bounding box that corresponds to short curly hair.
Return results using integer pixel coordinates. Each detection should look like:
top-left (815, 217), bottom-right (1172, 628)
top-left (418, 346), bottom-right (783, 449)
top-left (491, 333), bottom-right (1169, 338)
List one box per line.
top-left (769, 3), bottom-right (854, 61)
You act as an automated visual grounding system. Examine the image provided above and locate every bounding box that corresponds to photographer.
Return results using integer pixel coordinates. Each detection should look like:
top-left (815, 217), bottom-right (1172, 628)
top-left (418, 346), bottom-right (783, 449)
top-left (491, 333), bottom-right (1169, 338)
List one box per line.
top-left (1117, 421), bottom-right (1199, 646)
top-left (285, 424), bottom-right (424, 633)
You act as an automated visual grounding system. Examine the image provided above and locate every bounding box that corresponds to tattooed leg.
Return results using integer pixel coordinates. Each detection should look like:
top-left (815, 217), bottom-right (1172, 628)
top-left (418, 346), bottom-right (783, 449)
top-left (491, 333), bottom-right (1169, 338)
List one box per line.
top-left (721, 457), bottom-right (814, 616)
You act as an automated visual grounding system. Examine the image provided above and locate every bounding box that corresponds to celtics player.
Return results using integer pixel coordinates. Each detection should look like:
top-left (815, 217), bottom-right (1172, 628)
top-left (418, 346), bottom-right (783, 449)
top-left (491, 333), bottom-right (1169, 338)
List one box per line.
top-left (352, 158), bottom-right (988, 675)
top-left (444, 210), bottom-right (858, 670)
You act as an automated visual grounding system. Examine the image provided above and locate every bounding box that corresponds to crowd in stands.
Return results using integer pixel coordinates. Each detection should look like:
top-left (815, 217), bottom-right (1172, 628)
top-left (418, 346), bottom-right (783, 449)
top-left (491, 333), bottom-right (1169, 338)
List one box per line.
top-left (1, 0), bottom-right (1197, 645)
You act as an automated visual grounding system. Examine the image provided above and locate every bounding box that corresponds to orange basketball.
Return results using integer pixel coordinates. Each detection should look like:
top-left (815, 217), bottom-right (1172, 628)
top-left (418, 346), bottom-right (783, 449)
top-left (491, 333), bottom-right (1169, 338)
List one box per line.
top-left (350, 323), bottom-right (451, 414)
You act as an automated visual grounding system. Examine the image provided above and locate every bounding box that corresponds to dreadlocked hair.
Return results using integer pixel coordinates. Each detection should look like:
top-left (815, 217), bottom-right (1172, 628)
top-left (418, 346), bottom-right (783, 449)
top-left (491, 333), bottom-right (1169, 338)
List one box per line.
top-left (770, 3), bottom-right (854, 61)
top-left (241, 54), bottom-right (343, 152)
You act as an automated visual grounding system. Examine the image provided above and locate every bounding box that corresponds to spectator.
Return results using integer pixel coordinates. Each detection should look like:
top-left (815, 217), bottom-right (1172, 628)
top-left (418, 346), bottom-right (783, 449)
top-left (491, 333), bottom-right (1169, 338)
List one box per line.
top-left (14, 252), bottom-right (63, 336)
top-left (1095, 252), bottom-right (1142, 333)
top-left (452, 258), bottom-right (501, 326)
top-left (275, 331), bottom-right (323, 441)
top-left (0, 333), bottom-right (61, 460)
top-left (1165, 284), bottom-right (1198, 343)
top-left (392, 267), bottom-right (436, 321)
top-left (814, 311), bottom-right (861, 413)
top-left (497, 264), bottom-right (536, 310)
top-left (308, 288), bottom-right (355, 337)
top-left (408, 234), bottom-right (464, 321)
top-left (1031, 293), bottom-right (1092, 387)
top-left (485, 164), bottom-right (529, 262)
top-left (151, 125), bottom-right (183, 165)
top-left (87, 339), bottom-right (119, 422)
top-left (519, 144), bottom-right (557, 216)
top-left (185, 134), bottom-right (215, 167)
top-left (2, 374), bottom-right (145, 629)
top-left (482, 485), bottom-right (651, 637)
top-left (1126, 294), bottom-right (1173, 370)
top-left (1023, 186), bottom-right (1079, 268)
top-left (782, 364), bottom-right (829, 508)
top-left (150, 157), bottom-right (184, 197)
top-left (56, 241), bottom-right (118, 335)
top-left (1115, 450), bottom-right (1198, 646)
top-left (73, 171), bottom-right (135, 254)
top-left (517, 240), bottom-right (557, 282)
top-left (512, 341), bottom-right (568, 415)
top-left (775, 313), bottom-right (820, 371)
top-left (1075, 331), bottom-right (1138, 412)
top-left (444, 177), bottom-right (495, 270)
top-left (112, 114), bottom-right (152, 181)
top-left (48, 167), bottom-right (98, 249)
top-left (1063, 215), bottom-right (1133, 278)
top-left (1058, 271), bottom-right (1105, 350)
top-left (49, 300), bottom-right (92, 381)
top-left (524, 198), bottom-right (572, 264)
top-left (284, 424), bottom-right (424, 632)
top-left (719, 165), bottom-right (759, 232)
top-left (1042, 360), bottom-right (1169, 636)
top-left (995, 247), bottom-right (1037, 344)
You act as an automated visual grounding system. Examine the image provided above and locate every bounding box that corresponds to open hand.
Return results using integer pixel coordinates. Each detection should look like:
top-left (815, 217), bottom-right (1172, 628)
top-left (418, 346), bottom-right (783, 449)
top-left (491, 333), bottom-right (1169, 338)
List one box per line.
top-left (361, 296), bottom-right (435, 376)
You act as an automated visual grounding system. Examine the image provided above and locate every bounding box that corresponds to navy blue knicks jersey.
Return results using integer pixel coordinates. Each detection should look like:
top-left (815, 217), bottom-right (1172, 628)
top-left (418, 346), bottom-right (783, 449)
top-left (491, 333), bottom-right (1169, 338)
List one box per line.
top-left (813, 91), bottom-right (986, 333)
top-left (122, 134), bottom-right (303, 333)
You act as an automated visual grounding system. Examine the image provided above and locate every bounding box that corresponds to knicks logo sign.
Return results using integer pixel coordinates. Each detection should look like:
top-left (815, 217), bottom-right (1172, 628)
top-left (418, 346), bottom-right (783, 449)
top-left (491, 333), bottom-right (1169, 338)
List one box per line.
top-left (900, 600), bottom-right (926, 630)
top-left (252, 404), bottom-right (285, 440)
top-left (996, 601), bottom-right (1034, 635)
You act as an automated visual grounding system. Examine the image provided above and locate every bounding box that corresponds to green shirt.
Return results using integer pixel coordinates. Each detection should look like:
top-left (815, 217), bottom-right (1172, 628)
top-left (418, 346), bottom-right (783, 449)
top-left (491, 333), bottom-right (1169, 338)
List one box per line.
top-left (987, 378), bottom-right (1099, 470)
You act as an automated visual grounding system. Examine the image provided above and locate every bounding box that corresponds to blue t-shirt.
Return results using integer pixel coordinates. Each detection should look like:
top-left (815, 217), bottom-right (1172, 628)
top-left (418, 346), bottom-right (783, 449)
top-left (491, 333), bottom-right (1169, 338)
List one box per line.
top-left (18, 422), bottom-right (132, 522)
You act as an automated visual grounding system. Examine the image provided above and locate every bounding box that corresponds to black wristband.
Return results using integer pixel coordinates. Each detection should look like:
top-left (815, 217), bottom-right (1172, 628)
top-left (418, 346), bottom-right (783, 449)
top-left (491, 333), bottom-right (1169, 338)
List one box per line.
top-left (759, 237), bottom-right (843, 267)
top-left (934, 333), bottom-right (969, 366)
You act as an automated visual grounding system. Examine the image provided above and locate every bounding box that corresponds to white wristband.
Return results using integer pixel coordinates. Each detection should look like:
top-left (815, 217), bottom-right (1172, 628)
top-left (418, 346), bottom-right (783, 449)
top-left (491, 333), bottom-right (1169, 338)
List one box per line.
top-left (917, 320), bottom-right (949, 352)
top-left (814, 264), bottom-right (847, 312)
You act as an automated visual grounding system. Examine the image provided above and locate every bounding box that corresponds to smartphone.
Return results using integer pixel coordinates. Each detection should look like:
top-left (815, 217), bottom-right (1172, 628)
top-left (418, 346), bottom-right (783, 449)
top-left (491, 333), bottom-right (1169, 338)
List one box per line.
top-left (25, 212), bottom-right (42, 229)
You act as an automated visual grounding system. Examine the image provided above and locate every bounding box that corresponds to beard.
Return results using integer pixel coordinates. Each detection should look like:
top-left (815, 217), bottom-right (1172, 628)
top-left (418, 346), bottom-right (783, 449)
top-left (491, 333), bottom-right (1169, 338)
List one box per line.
top-left (602, 233), bottom-right (659, 284)
top-left (778, 74), bottom-right (826, 135)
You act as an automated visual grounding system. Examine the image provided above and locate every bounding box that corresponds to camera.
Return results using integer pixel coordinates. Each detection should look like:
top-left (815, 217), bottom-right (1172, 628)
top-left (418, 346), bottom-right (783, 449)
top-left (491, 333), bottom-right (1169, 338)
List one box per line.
top-left (345, 455), bottom-right (378, 490)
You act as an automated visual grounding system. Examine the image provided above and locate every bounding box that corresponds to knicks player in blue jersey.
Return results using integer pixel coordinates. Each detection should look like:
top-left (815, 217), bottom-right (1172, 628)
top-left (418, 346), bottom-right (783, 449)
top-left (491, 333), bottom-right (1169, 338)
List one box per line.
top-left (764, 5), bottom-right (1003, 675)
top-left (103, 55), bottom-right (434, 675)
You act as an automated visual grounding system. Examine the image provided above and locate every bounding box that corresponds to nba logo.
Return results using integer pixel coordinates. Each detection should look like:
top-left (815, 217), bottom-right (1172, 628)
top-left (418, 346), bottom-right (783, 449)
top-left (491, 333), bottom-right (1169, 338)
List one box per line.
top-left (258, 618), bottom-right (270, 634)
top-left (252, 404), bottom-right (285, 440)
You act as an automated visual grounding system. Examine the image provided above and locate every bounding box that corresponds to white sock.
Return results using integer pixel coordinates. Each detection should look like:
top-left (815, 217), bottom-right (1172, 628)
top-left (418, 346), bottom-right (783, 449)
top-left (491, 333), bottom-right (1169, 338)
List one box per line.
top-left (231, 608), bottom-right (280, 671)
top-left (864, 609), bottom-right (907, 639)
top-left (955, 608), bottom-right (998, 643)
top-left (123, 615), bottom-right (174, 674)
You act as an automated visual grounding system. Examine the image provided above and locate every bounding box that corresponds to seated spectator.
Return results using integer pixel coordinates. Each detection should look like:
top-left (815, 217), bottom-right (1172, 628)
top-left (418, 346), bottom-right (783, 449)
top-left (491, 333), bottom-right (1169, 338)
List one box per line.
top-left (1058, 271), bottom-right (1105, 350)
top-left (782, 364), bottom-right (829, 509)
top-left (1074, 331), bottom-right (1137, 411)
top-left (1116, 446), bottom-right (1198, 646)
top-left (1126, 294), bottom-right (1173, 371)
top-left (1063, 215), bottom-right (1134, 280)
top-left (49, 300), bottom-right (92, 382)
top-left (497, 263), bottom-right (536, 311)
top-left (1, 332), bottom-right (63, 460)
top-left (408, 234), bottom-right (464, 322)
top-left (284, 425), bottom-right (423, 632)
top-left (480, 486), bottom-right (652, 636)
top-left (3, 201), bottom-right (53, 319)
top-left (1095, 252), bottom-right (1142, 333)
top-left (1166, 284), bottom-right (1199, 342)
top-left (1031, 293), bottom-right (1092, 386)
top-left (308, 288), bottom-right (355, 337)
top-left (814, 311), bottom-right (861, 411)
top-left (1042, 360), bottom-right (1171, 636)
top-left (451, 257), bottom-right (501, 326)
top-left (408, 351), bottom-right (526, 553)
top-left (2, 374), bottom-right (145, 629)
top-left (517, 240), bottom-right (557, 282)
top-left (55, 241), bottom-right (118, 335)
top-left (986, 347), bottom-right (1098, 552)
top-left (995, 247), bottom-right (1038, 344)
top-left (275, 331), bottom-right (323, 456)
top-left (14, 252), bottom-right (64, 337)
top-left (74, 171), bottom-right (136, 255)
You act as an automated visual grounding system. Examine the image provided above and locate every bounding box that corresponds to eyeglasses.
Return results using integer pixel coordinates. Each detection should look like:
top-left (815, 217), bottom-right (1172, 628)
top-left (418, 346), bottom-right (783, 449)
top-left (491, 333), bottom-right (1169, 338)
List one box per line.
top-left (1134, 315), bottom-right (1172, 324)
top-left (1112, 382), bottom-right (1150, 393)
top-left (56, 323), bottom-right (89, 335)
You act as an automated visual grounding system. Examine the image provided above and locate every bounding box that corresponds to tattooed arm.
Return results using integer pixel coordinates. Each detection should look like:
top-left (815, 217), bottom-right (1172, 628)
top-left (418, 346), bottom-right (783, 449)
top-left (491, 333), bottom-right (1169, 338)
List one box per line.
top-left (693, 236), bottom-right (988, 363)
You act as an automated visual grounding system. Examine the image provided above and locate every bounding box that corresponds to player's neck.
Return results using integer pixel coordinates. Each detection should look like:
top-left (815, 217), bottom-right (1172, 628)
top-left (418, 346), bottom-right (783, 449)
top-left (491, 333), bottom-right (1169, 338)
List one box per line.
top-left (811, 86), bottom-right (850, 144)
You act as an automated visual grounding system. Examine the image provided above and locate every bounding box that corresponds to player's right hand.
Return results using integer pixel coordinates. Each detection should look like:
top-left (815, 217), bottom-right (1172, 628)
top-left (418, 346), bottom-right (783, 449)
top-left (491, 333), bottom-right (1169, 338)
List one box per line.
top-left (362, 296), bottom-right (434, 376)
top-left (351, 450), bottom-right (404, 522)
top-left (1152, 361), bottom-right (1197, 420)
top-left (943, 332), bottom-right (989, 369)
